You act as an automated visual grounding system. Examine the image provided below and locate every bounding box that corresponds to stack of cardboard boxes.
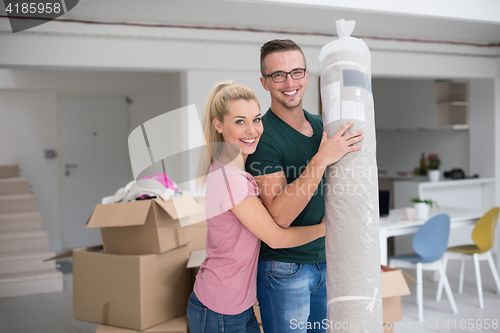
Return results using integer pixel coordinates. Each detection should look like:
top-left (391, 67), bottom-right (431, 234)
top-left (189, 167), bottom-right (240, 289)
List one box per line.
top-left (47, 191), bottom-right (207, 333)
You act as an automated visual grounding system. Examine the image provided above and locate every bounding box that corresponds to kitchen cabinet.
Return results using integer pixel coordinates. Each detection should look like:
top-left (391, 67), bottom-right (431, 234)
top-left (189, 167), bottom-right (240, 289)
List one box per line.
top-left (373, 78), bottom-right (469, 131)
top-left (435, 80), bottom-right (468, 129)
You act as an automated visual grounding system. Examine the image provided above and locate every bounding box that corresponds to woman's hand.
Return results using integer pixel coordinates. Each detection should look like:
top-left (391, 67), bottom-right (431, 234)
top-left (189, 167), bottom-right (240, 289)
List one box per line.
top-left (319, 216), bottom-right (326, 237)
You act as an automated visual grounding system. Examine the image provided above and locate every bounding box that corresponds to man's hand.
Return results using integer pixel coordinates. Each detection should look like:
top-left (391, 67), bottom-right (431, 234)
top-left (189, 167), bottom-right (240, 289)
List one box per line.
top-left (315, 121), bottom-right (364, 167)
top-left (253, 122), bottom-right (363, 228)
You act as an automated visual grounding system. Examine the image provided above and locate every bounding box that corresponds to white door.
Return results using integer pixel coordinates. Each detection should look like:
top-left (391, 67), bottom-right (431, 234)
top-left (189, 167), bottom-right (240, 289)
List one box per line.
top-left (60, 96), bottom-right (130, 249)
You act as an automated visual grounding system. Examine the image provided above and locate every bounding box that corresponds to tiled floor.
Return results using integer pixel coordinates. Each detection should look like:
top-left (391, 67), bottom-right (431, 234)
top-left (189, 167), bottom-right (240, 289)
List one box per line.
top-left (0, 272), bottom-right (97, 333)
top-left (0, 257), bottom-right (499, 332)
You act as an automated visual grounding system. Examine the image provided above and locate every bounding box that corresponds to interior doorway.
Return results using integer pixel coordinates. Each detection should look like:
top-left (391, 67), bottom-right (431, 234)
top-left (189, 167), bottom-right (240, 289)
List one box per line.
top-left (59, 96), bottom-right (130, 249)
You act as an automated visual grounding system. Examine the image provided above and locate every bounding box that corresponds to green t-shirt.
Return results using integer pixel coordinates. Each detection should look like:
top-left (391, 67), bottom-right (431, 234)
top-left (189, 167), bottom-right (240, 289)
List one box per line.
top-left (245, 108), bottom-right (326, 264)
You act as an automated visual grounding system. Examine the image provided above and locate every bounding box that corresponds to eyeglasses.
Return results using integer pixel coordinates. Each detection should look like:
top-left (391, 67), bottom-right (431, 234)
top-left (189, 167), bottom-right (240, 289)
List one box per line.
top-left (263, 68), bottom-right (306, 83)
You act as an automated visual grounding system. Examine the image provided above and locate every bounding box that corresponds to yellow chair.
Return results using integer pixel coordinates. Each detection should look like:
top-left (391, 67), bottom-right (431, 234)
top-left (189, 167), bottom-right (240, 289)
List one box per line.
top-left (436, 207), bottom-right (500, 308)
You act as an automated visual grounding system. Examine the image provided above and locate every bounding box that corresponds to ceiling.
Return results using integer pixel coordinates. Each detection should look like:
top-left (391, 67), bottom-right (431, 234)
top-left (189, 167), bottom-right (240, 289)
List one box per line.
top-left (56, 0), bottom-right (500, 46)
top-left (0, 0), bottom-right (499, 47)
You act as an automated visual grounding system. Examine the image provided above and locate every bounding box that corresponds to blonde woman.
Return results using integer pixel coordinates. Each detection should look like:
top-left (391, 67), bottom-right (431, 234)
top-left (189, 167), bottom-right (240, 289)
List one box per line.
top-left (187, 81), bottom-right (325, 332)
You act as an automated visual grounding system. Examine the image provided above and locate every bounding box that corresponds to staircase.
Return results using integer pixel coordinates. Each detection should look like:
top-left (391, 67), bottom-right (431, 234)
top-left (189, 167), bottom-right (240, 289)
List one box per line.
top-left (0, 164), bottom-right (63, 298)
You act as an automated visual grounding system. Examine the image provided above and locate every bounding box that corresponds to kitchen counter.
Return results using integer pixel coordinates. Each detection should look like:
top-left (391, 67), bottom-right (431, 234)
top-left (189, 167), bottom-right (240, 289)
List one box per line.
top-left (378, 173), bottom-right (426, 181)
top-left (393, 177), bottom-right (495, 210)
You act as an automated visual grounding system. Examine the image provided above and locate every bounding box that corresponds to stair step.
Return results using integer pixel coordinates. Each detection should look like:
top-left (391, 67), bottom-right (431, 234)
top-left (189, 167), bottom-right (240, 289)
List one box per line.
top-left (0, 178), bottom-right (30, 195)
top-left (0, 231), bottom-right (50, 254)
top-left (0, 269), bottom-right (63, 298)
top-left (0, 250), bottom-right (56, 275)
top-left (0, 212), bottom-right (42, 222)
top-left (0, 212), bottom-right (42, 233)
top-left (0, 194), bottom-right (36, 214)
top-left (0, 164), bottom-right (19, 179)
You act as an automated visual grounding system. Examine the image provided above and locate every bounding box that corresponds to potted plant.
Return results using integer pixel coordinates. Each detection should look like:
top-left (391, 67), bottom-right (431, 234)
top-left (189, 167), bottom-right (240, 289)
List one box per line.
top-left (410, 197), bottom-right (438, 219)
top-left (427, 154), bottom-right (441, 182)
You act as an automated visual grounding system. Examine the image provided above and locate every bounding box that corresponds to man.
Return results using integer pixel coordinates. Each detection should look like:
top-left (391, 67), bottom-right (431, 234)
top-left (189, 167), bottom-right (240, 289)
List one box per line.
top-left (245, 39), bottom-right (364, 332)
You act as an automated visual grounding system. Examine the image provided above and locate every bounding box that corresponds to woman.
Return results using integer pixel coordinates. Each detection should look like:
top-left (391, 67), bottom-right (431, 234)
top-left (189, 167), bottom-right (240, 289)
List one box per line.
top-left (187, 81), bottom-right (325, 332)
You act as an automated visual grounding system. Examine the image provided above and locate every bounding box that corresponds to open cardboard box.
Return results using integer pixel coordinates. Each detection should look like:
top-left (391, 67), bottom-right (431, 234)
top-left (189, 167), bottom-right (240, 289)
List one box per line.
top-left (87, 191), bottom-right (206, 255)
top-left (95, 315), bottom-right (188, 333)
top-left (46, 245), bottom-right (191, 331)
top-left (381, 265), bottom-right (417, 332)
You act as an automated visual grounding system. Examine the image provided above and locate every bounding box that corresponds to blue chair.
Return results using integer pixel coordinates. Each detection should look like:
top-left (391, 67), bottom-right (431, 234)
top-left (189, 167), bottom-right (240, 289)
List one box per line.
top-left (389, 214), bottom-right (458, 322)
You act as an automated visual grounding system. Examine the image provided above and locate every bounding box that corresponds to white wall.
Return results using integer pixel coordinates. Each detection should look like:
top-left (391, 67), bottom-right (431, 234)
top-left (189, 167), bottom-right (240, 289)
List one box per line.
top-left (495, 75), bottom-right (500, 207)
top-left (0, 69), bottom-right (182, 251)
top-left (0, 91), bottom-right (61, 249)
top-left (493, 65), bottom-right (500, 263)
top-left (469, 79), bottom-right (496, 178)
top-left (373, 79), bottom-right (435, 130)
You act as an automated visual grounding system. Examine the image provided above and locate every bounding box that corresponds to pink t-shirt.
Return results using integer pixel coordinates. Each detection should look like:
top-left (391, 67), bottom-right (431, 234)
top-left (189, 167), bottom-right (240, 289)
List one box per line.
top-left (193, 160), bottom-right (261, 315)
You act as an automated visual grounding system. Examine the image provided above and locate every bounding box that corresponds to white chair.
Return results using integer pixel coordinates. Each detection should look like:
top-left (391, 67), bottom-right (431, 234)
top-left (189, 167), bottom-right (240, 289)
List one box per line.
top-left (389, 214), bottom-right (458, 322)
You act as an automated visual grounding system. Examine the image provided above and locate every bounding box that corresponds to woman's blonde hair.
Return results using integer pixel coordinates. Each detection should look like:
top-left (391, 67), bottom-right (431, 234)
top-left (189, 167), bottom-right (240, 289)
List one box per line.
top-left (196, 80), bottom-right (259, 188)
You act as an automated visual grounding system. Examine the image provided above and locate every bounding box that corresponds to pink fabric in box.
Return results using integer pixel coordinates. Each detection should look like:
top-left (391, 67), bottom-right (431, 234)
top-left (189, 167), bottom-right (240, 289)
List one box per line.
top-left (139, 173), bottom-right (178, 191)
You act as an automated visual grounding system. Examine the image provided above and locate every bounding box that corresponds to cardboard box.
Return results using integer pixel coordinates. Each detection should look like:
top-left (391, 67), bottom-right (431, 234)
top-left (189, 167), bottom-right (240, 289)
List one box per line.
top-left (253, 302), bottom-right (262, 324)
top-left (95, 315), bottom-right (188, 333)
top-left (186, 249), bottom-right (205, 289)
top-left (179, 220), bottom-right (207, 252)
top-left (381, 265), bottom-right (416, 330)
top-left (87, 191), bottom-right (205, 255)
top-left (47, 245), bottom-right (191, 331)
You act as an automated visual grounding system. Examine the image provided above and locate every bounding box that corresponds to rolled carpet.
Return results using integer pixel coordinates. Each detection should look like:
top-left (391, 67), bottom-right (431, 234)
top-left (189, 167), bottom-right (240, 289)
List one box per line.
top-left (319, 19), bottom-right (383, 333)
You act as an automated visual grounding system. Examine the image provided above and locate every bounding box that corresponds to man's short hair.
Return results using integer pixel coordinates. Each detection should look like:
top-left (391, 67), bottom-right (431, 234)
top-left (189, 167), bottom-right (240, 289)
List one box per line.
top-left (260, 39), bottom-right (306, 76)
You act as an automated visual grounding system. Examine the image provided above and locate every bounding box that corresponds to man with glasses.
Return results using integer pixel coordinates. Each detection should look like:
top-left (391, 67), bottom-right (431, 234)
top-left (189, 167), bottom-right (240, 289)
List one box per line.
top-left (246, 39), bottom-right (364, 332)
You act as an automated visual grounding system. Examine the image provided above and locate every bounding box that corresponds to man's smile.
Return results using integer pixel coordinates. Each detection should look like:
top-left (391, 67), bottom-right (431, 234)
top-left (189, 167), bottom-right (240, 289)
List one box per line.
top-left (282, 89), bottom-right (298, 96)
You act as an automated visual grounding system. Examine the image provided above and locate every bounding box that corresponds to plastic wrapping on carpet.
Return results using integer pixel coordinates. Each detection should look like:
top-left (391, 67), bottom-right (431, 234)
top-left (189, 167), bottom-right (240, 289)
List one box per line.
top-left (319, 19), bottom-right (383, 333)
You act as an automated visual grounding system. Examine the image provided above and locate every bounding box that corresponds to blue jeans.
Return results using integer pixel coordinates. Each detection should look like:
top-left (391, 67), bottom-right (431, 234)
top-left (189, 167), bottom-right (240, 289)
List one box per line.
top-left (187, 291), bottom-right (261, 333)
top-left (257, 261), bottom-right (327, 333)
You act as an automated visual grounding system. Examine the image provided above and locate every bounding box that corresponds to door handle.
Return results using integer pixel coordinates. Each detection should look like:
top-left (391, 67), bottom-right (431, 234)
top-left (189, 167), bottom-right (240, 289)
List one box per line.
top-left (65, 164), bottom-right (78, 176)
